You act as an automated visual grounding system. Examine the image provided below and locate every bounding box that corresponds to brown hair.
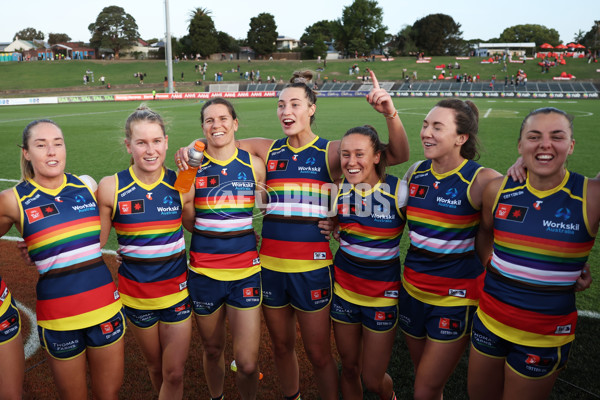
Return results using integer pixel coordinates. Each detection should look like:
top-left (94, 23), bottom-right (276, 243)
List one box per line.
top-left (519, 107), bottom-right (574, 139)
top-left (284, 70), bottom-right (317, 125)
top-left (200, 97), bottom-right (238, 123)
top-left (342, 125), bottom-right (388, 180)
top-left (20, 119), bottom-right (63, 182)
top-left (435, 99), bottom-right (481, 160)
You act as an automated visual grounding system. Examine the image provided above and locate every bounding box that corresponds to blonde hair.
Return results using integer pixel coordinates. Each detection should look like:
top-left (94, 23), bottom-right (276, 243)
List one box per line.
top-left (124, 104), bottom-right (166, 165)
top-left (20, 119), bottom-right (63, 182)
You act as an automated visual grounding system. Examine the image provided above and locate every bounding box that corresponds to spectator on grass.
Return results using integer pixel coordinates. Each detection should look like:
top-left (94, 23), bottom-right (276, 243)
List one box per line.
top-left (468, 107), bottom-right (600, 400)
top-left (97, 105), bottom-right (194, 400)
top-left (0, 119), bottom-right (124, 399)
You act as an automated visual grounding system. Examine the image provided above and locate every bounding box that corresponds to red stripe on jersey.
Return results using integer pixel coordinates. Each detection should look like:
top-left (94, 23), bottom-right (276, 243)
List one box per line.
top-left (403, 266), bottom-right (483, 300)
top-left (260, 238), bottom-right (332, 260)
top-left (479, 292), bottom-right (578, 336)
top-left (494, 229), bottom-right (594, 253)
top-left (113, 219), bottom-right (181, 232)
top-left (118, 271), bottom-right (187, 299)
top-left (190, 250), bottom-right (259, 269)
top-left (36, 282), bottom-right (118, 321)
top-left (407, 206), bottom-right (479, 224)
top-left (25, 216), bottom-right (100, 241)
top-left (334, 266), bottom-right (399, 298)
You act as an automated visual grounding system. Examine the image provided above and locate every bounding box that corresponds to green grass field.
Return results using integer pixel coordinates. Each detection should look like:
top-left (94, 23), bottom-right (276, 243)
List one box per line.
top-left (1, 97), bottom-right (599, 398)
top-left (0, 55), bottom-right (598, 93)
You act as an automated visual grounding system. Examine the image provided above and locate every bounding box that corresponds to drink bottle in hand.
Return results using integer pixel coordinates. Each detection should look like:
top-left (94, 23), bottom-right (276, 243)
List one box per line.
top-left (174, 141), bottom-right (205, 192)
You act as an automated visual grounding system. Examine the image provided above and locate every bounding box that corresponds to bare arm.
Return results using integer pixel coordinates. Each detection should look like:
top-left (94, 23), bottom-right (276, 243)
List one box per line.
top-left (181, 187), bottom-right (196, 233)
top-left (475, 177), bottom-right (503, 265)
top-left (251, 154), bottom-right (268, 212)
top-left (506, 156), bottom-right (526, 183)
top-left (366, 69), bottom-right (410, 166)
top-left (96, 175), bottom-right (116, 248)
top-left (0, 188), bottom-right (20, 237)
top-left (470, 168), bottom-right (503, 209)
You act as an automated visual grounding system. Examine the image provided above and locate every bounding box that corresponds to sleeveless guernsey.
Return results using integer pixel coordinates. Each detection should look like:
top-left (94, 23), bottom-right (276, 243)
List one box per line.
top-left (112, 167), bottom-right (188, 309)
top-left (403, 159), bottom-right (485, 307)
top-left (14, 174), bottom-right (121, 330)
top-left (189, 149), bottom-right (261, 281)
top-left (478, 171), bottom-right (595, 347)
top-left (334, 175), bottom-right (406, 307)
top-left (260, 136), bottom-right (334, 273)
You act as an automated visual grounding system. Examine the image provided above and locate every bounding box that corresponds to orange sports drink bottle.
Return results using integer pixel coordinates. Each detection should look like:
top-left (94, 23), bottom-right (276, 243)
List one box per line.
top-left (174, 141), bottom-right (205, 192)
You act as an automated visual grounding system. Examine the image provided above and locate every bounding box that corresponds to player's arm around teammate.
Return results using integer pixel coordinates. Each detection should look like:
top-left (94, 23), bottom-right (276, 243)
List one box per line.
top-left (97, 106), bottom-right (193, 400)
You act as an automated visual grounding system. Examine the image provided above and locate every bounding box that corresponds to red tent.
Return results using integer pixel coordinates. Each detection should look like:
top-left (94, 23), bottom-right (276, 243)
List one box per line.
top-left (540, 43), bottom-right (553, 49)
top-left (555, 44), bottom-right (568, 49)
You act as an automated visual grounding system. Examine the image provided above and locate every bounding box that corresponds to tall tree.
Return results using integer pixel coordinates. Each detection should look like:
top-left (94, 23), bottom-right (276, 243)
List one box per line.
top-left (497, 24), bottom-right (560, 46)
top-left (216, 31), bottom-right (240, 54)
top-left (579, 20), bottom-right (600, 51)
top-left (88, 6), bottom-right (139, 59)
top-left (411, 14), bottom-right (463, 55)
top-left (13, 27), bottom-right (44, 41)
top-left (332, 0), bottom-right (387, 55)
top-left (185, 7), bottom-right (218, 58)
top-left (48, 33), bottom-right (71, 45)
top-left (300, 20), bottom-right (335, 46)
top-left (247, 13), bottom-right (277, 57)
top-left (389, 25), bottom-right (417, 56)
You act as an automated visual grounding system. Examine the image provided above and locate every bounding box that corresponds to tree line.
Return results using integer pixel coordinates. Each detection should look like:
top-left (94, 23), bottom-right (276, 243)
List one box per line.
top-left (11, 1), bottom-right (600, 59)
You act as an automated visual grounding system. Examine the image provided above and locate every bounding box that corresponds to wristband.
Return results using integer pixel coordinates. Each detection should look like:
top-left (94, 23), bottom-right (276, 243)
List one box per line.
top-left (384, 110), bottom-right (398, 119)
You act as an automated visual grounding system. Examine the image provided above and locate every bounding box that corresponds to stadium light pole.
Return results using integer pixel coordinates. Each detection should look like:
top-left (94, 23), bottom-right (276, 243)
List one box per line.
top-left (164, 0), bottom-right (174, 93)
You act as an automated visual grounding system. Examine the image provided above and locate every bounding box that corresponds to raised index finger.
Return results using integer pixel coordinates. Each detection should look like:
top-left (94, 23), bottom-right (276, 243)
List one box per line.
top-left (369, 69), bottom-right (380, 89)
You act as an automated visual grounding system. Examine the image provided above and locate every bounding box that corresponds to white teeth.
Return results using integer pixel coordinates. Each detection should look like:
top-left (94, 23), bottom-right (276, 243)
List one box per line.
top-left (536, 154), bottom-right (553, 160)
top-left (47, 161), bottom-right (58, 166)
top-left (283, 119), bottom-right (294, 123)
top-left (145, 157), bottom-right (158, 161)
top-left (423, 142), bottom-right (433, 147)
top-left (347, 169), bottom-right (360, 174)
top-left (213, 132), bottom-right (224, 137)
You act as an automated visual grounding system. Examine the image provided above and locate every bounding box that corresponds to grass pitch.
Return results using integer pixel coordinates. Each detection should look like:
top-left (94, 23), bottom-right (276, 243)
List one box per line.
top-left (0, 97), bottom-right (599, 399)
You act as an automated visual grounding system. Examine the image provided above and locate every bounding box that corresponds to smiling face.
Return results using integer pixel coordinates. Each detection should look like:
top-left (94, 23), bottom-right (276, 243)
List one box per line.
top-left (518, 112), bottom-right (574, 180)
top-left (202, 103), bottom-right (238, 149)
top-left (126, 120), bottom-right (168, 175)
top-left (420, 106), bottom-right (467, 163)
top-left (277, 86), bottom-right (316, 139)
top-left (23, 122), bottom-right (66, 185)
top-left (340, 133), bottom-right (381, 187)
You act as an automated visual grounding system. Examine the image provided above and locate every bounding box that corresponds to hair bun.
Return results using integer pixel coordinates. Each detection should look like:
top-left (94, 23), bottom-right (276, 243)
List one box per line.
top-left (290, 70), bottom-right (313, 84)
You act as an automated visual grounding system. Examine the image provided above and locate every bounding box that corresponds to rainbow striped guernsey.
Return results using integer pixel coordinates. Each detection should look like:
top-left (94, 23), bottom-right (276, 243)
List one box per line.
top-left (403, 159), bottom-right (485, 307)
top-left (112, 167), bottom-right (188, 310)
top-left (14, 174), bottom-right (121, 331)
top-left (478, 171), bottom-right (595, 347)
top-left (334, 175), bottom-right (406, 307)
top-left (260, 136), bottom-right (334, 273)
top-left (189, 149), bottom-right (260, 281)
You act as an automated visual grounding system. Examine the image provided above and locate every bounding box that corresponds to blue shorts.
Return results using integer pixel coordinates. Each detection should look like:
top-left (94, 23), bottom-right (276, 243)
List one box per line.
top-left (262, 266), bottom-right (332, 312)
top-left (0, 299), bottom-right (21, 344)
top-left (398, 286), bottom-right (475, 341)
top-left (124, 297), bottom-right (192, 329)
top-left (471, 312), bottom-right (571, 379)
top-left (188, 271), bottom-right (262, 315)
top-left (330, 294), bottom-right (397, 332)
top-left (38, 309), bottom-right (126, 360)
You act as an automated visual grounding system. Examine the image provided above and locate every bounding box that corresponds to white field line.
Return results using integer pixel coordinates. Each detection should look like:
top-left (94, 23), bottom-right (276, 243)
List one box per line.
top-left (483, 108), bottom-right (492, 118)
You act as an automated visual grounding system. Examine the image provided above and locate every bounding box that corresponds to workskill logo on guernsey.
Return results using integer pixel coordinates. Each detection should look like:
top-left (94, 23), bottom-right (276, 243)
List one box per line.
top-left (25, 203), bottom-right (59, 223)
top-left (119, 199), bottom-right (145, 215)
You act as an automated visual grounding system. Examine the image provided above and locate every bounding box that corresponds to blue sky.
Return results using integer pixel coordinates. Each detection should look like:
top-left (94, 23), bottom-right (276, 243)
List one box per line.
top-left (2, 0), bottom-right (597, 44)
